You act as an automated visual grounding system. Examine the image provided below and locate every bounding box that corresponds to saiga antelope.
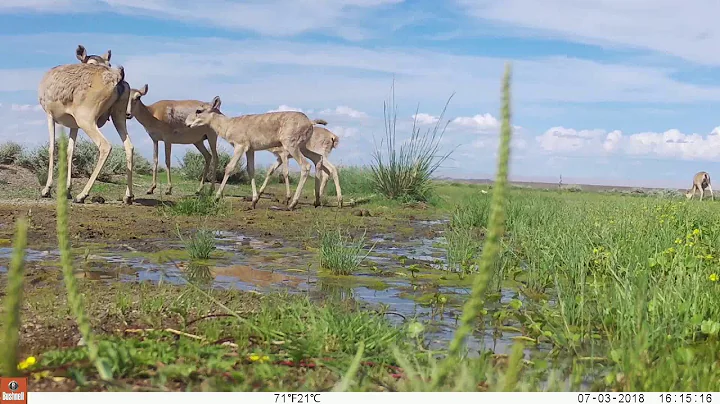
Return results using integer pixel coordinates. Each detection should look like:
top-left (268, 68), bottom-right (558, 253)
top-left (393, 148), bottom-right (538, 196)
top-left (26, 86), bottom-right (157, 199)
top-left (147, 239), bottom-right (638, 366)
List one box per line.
top-left (126, 84), bottom-right (219, 195)
top-left (686, 171), bottom-right (714, 201)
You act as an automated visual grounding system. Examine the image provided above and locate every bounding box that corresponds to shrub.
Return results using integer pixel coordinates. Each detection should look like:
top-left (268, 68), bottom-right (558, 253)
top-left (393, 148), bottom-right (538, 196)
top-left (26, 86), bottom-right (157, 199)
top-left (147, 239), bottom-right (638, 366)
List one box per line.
top-left (0, 142), bottom-right (23, 165)
top-left (180, 150), bottom-right (246, 184)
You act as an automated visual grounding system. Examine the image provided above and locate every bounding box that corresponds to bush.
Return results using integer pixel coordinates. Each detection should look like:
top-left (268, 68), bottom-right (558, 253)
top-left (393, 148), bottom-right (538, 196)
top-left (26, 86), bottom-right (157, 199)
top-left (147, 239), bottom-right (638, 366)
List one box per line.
top-left (16, 140), bottom-right (152, 184)
top-left (180, 150), bottom-right (246, 184)
top-left (370, 83), bottom-right (455, 202)
top-left (0, 142), bottom-right (23, 165)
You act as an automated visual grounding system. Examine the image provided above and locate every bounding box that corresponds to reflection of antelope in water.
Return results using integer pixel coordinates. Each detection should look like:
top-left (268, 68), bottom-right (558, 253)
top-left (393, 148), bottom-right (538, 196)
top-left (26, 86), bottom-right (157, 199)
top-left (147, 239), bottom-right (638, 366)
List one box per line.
top-left (209, 265), bottom-right (303, 289)
top-left (686, 171), bottom-right (714, 201)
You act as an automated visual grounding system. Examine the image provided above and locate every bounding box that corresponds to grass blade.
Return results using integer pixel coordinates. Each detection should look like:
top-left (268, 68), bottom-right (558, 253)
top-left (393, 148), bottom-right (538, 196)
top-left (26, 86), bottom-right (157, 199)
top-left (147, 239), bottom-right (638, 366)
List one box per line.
top-left (0, 218), bottom-right (28, 376)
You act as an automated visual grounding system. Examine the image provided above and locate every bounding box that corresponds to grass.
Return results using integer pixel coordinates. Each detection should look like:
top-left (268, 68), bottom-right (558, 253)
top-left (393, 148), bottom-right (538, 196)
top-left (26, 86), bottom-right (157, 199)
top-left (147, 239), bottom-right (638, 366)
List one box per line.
top-left (318, 226), bottom-right (374, 276)
top-left (4, 64), bottom-right (720, 392)
top-left (163, 189), bottom-right (230, 217)
top-left (370, 81), bottom-right (455, 202)
top-left (182, 229), bottom-right (217, 260)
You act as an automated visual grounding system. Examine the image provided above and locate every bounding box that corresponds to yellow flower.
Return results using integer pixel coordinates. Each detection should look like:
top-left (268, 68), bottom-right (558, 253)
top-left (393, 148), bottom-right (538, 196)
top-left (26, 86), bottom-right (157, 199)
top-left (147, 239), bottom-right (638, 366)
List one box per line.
top-left (709, 273), bottom-right (719, 282)
top-left (593, 247), bottom-right (599, 254)
top-left (694, 229), bottom-right (701, 236)
top-left (675, 238), bottom-right (682, 244)
top-left (688, 242), bottom-right (695, 247)
top-left (248, 353), bottom-right (270, 363)
top-left (17, 356), bottom-right (36, 370)
top-left (707, 254), bottom-right (714, 260)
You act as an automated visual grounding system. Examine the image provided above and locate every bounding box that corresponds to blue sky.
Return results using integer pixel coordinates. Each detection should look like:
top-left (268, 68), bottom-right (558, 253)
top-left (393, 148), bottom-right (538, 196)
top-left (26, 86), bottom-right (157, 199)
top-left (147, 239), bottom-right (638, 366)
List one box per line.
top-left (2, 0), bottom-right (720, 188)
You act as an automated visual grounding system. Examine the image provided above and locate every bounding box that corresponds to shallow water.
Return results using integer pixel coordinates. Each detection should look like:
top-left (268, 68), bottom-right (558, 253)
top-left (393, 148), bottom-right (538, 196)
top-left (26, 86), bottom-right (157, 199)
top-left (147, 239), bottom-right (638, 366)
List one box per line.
top-left (0, 219), bottom-right (538, 358)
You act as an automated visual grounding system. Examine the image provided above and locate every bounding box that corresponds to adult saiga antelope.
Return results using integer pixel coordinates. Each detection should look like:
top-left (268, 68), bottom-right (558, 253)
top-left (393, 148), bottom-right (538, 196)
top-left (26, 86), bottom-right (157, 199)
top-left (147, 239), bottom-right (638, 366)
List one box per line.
top-left (686, 171), bottom-right (714, 201)
top-left (39, 48), bottom-right (135, 204)
top-left (256, 124), bottom-right (343, 208)
top-left (185, 96), bottom-right (324, 210)
top-left (127, 84), bottom-right (219, 195)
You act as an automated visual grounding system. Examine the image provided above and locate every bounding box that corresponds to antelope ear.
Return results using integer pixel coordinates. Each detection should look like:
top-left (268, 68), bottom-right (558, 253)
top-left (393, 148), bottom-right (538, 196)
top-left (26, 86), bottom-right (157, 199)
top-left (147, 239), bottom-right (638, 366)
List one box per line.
top-left (103, 49), bottom-right (112, 62)
top-left (76, 45), bottom-right (88, 62)
top-left (140, 84), bottom-right (148, 95)
top-left (211, 96), bottom-right (222, 111)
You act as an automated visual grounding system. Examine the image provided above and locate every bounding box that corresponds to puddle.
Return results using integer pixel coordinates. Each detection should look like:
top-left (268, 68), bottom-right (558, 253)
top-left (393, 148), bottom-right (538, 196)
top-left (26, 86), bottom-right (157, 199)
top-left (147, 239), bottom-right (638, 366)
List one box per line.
top-left (0, 220), bottom-right (535, 358)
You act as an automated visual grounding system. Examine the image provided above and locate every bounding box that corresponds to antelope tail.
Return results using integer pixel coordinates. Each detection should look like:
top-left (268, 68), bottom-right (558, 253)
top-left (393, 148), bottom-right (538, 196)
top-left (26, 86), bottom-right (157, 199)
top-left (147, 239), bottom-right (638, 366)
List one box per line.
top-left (312, 119), bottom-right (328, 126)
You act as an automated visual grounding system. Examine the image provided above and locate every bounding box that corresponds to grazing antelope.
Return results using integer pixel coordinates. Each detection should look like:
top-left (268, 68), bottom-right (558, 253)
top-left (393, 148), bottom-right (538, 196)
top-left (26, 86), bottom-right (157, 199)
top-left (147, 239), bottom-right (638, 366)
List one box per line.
top-left (184, 96), bottom-right (323, 210)
top-left (126, 84), bottom-right (219, 195)
top-left (39, 48), bottom-right (135, 204)
top-left (257, 124), bottom-right (343, 207)
top-left (686, 171), bottom-right (714, 201)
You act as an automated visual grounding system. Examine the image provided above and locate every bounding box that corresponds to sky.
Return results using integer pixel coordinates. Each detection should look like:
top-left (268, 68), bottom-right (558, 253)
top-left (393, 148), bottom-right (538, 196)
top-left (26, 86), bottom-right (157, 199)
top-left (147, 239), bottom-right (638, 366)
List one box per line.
top-left (2, 1), bottom-right (720, 188)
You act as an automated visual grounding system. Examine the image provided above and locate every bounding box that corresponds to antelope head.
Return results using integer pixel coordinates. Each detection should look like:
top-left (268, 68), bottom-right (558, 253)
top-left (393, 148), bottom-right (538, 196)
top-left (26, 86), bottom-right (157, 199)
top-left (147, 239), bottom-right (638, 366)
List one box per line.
top-left (76, 45), bottom-right (112, 67)
top-left (126, 84), bottom-right (148, 120)
top-left (186, 96), bottom-right (221, 128)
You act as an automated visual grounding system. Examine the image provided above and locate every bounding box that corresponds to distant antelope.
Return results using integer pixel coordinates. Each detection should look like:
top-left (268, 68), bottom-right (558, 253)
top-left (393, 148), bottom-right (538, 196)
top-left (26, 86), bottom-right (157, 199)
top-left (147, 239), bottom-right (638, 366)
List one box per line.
top-left (39, 47), bottom-right (134, 204)
top-left (686, 171), bottom-right (714, 201)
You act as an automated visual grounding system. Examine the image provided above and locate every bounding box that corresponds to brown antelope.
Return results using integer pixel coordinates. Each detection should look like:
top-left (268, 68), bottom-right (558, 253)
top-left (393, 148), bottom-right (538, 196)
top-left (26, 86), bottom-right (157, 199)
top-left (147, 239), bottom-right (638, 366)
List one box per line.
top-left (126, 84), bottom-right (219, 195)
top-left (184, 96), bottom-right (325, 210)
top-left (686, 171), bottom-right (714, 201)
top-left (257, 124), bottom-right (343, 207)
top-left (39, 46), bottom-right (135, 204)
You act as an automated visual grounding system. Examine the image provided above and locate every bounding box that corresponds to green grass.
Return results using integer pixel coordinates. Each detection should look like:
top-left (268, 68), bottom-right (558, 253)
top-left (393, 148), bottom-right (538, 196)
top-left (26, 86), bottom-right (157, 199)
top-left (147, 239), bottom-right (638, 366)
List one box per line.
top-left (5, 64), bottom-right (720, 392)
top-left (318, 226), bottom-right (374, 276)
top-left (182, 229), bottom-right (217, 260)
top-left (370, 81), bottom-right (455, 202)
top-left (163, 189), bottom-right (230, 216)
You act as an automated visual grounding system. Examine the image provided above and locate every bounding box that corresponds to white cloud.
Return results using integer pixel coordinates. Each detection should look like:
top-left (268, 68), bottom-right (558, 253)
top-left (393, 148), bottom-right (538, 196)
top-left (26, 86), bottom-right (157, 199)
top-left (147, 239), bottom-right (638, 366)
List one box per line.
top-left (327, 125), bottom-right (360, 139)
top-left (11, 104), bottom-right (42, 112)
top-left (458, 0), bottom-right (720, 66)
top-left (267, 105), bottom-right (304, 113)
top-left (320, 106), bottom-right (368, 119)
top-left (536, 125), bottom-right (720, 161)
top-left (412, 113), bottom-right (439, 125)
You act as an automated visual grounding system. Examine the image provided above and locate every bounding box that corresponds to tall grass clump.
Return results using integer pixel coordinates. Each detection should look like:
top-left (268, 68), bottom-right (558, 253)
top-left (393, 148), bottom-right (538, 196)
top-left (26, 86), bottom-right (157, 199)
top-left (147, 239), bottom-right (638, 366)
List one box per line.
top-left (370, 82), bottom-right (455, 202)
top-left (319, 227), bottom-right (374, 275)
top-left (56, 133), bottom-right (112, 381)
top-left (431, 63), bottom-right (516, 389)
top-left (0, 218), bottom-right (28, 376)
top-left (181, 229), bottom-right (217, 260)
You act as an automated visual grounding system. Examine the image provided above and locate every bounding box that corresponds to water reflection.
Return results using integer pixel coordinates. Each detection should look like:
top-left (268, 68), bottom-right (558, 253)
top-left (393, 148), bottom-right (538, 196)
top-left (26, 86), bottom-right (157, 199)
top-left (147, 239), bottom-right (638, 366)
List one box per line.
top-left (184, 262), bottom-right (213, 289)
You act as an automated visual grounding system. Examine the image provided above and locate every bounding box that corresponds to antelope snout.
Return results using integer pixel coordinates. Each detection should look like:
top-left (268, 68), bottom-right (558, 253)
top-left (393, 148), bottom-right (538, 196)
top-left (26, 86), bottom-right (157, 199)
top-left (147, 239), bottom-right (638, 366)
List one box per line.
top-left (126, 113), bottom-right (133, 120)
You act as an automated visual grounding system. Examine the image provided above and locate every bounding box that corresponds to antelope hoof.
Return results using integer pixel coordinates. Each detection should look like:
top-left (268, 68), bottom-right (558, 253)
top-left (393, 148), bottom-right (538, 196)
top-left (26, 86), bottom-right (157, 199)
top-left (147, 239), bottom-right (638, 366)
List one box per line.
top-left (123, 195), bottom-right (134, 205)
top-left (74, 195), bottom-right (87, 204)
top-left (314, 200), bottom-right (321, 208)
top-left (251, 198), bottom-right (259, 209)
top-left (146, 187), bottom-right (155, 195)
top-left (165, 189), bottom-right (172, 196)
top-left (284, 197), bottom-right (291, 206)
top-left (338, 198), bottom-right (344, 208)
top-left (40, 188), bottom-right (51, 198)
